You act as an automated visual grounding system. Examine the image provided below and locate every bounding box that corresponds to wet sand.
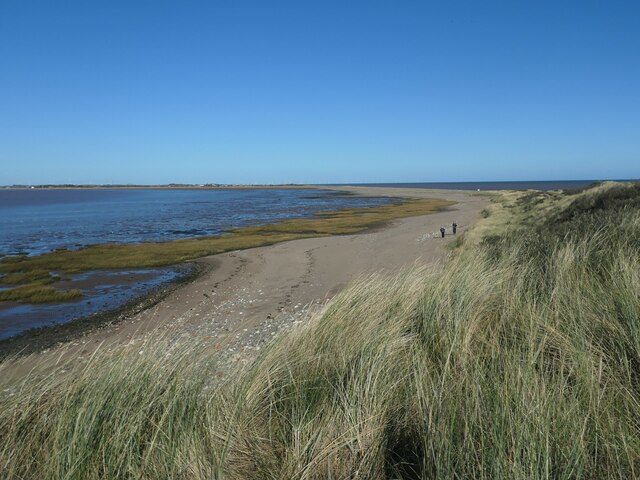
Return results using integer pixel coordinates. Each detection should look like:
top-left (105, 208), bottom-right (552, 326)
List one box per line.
top-left (0, 267), bottom-right (192, 342)
top-left (1, 187), bottom-right (488, 379)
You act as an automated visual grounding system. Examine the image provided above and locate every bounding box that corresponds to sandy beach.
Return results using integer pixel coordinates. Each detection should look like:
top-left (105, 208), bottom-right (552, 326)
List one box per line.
top-left (2, 187), bottom-right (487, 378)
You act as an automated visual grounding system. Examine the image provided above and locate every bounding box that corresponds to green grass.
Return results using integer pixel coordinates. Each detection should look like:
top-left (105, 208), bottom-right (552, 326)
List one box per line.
top-left (0, 268), bottom-right (58, 285)
top-left (1, 182), bottom-right (639, 478)
top-left (0, 284), bottom-right (82, 303)
top-left (0, 197), bottom-right (453, 303)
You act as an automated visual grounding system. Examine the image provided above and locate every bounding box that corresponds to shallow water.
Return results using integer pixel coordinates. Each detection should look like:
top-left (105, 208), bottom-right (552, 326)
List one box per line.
top-left (0, 267), bottom-right (184, 341)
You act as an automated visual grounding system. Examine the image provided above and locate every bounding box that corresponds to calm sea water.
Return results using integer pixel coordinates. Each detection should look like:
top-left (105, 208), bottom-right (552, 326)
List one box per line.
top-left (0, 188), bottom-right (394, 340)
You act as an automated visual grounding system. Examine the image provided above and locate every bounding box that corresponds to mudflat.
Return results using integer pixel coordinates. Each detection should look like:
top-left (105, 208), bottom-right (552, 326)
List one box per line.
top-left (1, 187), bottom-right (488, 379)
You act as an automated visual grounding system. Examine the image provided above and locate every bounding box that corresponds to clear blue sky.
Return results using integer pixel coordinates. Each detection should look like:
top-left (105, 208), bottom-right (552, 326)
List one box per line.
top-left (1, 0), bottom-right (638, 185)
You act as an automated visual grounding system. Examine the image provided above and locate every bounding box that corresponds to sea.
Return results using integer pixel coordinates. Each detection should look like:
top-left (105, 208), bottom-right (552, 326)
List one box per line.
top-left (0, 180), bottom-right (628, 340)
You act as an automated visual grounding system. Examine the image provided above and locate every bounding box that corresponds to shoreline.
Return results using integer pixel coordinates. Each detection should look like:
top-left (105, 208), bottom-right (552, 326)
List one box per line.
top-left (0, 262), bottom-right (207, 359)
top-left (0, 186), bottom-right (415, 351)
top-left (1, 187), bottom-right (417, 351)
top-left (0, 187), bottom-right (487, 376)
top-left (0, 193), bottom-right (450, 303)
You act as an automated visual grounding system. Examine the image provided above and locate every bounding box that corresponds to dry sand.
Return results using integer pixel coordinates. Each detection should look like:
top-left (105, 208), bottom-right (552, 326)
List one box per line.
top-left (2, 187), bottom-right (488, 379)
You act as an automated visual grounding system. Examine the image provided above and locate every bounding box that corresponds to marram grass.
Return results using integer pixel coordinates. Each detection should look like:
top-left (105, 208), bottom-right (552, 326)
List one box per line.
top-left (0, 197), bottom-right (453, 303)
top-left (1, 183), bottom-right (639, 479)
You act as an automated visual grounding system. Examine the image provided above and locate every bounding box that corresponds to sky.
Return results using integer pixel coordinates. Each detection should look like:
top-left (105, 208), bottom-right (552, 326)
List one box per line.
top-left (1, 0), bottom-right (639, 185)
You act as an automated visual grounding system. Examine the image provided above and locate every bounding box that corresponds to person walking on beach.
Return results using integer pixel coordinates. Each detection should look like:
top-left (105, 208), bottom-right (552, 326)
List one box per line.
top-left (440, 227), bottom-right (445, 238)
top-left (452, 222), bottom-right (457, 234)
